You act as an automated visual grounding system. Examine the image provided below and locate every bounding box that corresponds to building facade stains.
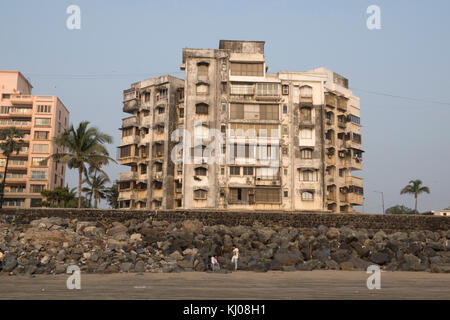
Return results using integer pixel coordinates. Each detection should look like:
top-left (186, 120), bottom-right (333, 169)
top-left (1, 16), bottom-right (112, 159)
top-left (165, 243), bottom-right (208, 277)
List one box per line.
top-left (118, 40), bottom-right (363, 213)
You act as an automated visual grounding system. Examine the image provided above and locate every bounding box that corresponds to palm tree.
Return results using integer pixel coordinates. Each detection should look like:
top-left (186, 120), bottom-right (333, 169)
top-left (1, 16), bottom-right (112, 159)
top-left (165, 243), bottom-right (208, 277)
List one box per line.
top-left (49, 121), bottom-right (114, 208)
top-left (83, 171), bottom-right (110, 208)
top-left (400, 179), bottom-right (430, 214)
top-left (0, 127), bottom-right (25, 209)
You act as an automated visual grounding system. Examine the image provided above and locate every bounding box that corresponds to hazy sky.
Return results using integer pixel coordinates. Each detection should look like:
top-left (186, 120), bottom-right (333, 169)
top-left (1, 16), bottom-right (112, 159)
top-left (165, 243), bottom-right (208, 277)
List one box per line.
top-left (1, 0), bottom-right (449, 212)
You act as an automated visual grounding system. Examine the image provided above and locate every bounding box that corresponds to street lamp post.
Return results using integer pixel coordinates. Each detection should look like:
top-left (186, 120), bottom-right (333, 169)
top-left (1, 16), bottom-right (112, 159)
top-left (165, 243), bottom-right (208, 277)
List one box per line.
top-left (373, 190), bottom-right (385, 214)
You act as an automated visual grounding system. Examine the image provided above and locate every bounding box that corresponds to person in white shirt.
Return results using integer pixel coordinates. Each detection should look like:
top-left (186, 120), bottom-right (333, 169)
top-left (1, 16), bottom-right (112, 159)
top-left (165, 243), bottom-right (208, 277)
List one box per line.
top-left (231, 245), bottom-right (239, 271)
top-left (211, 255), bottom-right (220, 272)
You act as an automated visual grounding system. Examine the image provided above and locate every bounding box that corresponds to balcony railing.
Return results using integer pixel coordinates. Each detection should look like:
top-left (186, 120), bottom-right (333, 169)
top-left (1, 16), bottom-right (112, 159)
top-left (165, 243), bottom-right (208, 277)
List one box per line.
top-left (122, 116), bottom-right (138, 127)
top-left (119, 171), bottom-right (137, 181)
top-left (345, 175), bottom-right (363, 188)
top-left (325, 94), bottom-right (337, 108)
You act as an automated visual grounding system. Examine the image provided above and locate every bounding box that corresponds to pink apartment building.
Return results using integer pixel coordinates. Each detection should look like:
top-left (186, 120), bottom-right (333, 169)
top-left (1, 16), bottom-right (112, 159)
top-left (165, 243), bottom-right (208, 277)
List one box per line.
top-left (0, 71), bottom-right (70, 208)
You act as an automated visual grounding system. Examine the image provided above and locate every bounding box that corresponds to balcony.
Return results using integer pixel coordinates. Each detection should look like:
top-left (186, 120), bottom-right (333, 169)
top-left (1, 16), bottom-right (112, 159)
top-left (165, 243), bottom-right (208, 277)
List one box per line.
top-left (299, 95), bottom-right (313, 104)
top-left (122, 116), bottom-right (138, 128)
top-left (345, 157), bottom-right (363, 170)
top-left (345, 175), bottom-right (363, 188)
top-left (119, 155), bottom-right (139, 165)
top-left (337, 120), bottom-right (346, 129)
top-left (141, 116), bottom-right (151, 128)
top-left (123, 99), bottom-right (139, 113)
top-left (0, 120), bottom-right (31, 128)
top-left (347, 193), bottom-right (364, 205)
top-left (121, 135), bottom-right (139, 146)
top-left (118, 190), bottom-right (136, 201)
top-left (337, 97), bottom-right (348, 112)
top-left (119, 171), bottom-right (137, 181)
top-left (10, 95), bottom-right (33, 104)
top-left (325, 93), bottom-right (337, 108)
top-left (255, 176), bottom-right (281, 186)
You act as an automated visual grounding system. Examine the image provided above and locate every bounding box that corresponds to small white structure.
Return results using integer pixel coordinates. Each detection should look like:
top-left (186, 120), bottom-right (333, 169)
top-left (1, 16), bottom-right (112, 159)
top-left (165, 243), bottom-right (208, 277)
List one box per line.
top-left (430, 210), bottom-right (450, 216)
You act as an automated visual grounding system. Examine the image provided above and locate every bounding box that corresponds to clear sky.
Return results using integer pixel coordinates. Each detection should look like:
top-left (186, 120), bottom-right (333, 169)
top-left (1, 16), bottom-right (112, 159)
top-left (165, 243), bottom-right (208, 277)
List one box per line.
top-left (1, 0), bottom-right (449, 212)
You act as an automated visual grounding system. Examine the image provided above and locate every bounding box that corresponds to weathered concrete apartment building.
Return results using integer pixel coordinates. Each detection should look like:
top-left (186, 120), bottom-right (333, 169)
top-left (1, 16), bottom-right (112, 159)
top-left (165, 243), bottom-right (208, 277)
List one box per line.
top-left (118, 40), bottom-right (363, 213)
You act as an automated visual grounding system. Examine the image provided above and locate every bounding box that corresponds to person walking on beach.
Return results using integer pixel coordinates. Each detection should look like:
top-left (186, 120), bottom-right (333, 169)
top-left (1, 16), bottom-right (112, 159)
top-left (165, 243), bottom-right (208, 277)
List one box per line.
top-left (231, 245), bottom-right (239, 271)
top-left (211, 255), bottom-right (220, 272)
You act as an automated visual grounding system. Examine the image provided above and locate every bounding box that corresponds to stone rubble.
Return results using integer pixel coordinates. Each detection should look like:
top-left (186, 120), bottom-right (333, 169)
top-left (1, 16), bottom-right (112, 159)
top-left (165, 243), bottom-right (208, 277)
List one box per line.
top-left (0, 217), bottom-right (449, 275)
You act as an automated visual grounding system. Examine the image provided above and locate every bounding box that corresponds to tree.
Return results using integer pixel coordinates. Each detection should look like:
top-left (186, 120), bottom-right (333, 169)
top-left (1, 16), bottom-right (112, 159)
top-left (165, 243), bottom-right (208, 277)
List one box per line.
top-left (82, 171), bottom-right (110, 208)
top-left (0, 127), bottom-right (25, 209)
top-left (40, 186), bottom-right (77, 208)
top-left (400, 179), bottom-right (430, 213)
top-left (106, 180), bottom-right (119, 209)
top-left (385, 205), bottom-right (415, 215)
top-left (49, 121), bottom-right (114, 208)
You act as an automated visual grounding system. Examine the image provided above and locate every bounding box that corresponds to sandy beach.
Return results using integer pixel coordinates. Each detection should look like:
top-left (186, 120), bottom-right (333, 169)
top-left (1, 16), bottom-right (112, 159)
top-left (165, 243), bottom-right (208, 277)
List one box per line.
top-left (1, 270), bottom-right (449, 300)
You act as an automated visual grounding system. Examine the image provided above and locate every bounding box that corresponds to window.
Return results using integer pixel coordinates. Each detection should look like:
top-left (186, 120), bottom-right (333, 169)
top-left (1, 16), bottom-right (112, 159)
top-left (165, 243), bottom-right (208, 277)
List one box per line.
top-left (255, 188), bottom-right (280, 203)
top-left (300, 128), bottom-right (313, 139)
top-left (282, 85), bottom-right (289, 95)
top-left (299, 85), bottom-right (313, 98)
top-left (221, 167), bottom-right (225, 175)
top-left (222, 103), bottom-right (227, 112)
top-left (157, 106), bottom-right (165, 114)
top-left (230, 103), bottom-right (244, 119)
top-left (230, 62), bottom-right (263, 76)
top-left (120, 145), bottom-right (132, 158)
top-left (349, 114), bottom-right (360, 125)
top-left (283, 105), bottom-right (287, 114)
top-left (31, 171), bottom-right (46, 180)
top-left (34, 131), bottom-right (49, 140)
top-left (243, 167), bottom-right (253, 176)
top-left (282, 147), bottom-right (288, 155)
top-left (302, 191), bottom-right (314, 201)
top-left (230, 166), bottom-right (240, 176)
top-left (32, 157), bottom-right (48, 167)
top-left (301, 170), bottom-right (318, 182)
top-left (194, 124), bottom-right (209, 139)
top-left (230, 83), bottom-right (254, 95)
top-left (221, 125), bottom-right (226, 133)
top-left (229, 188), bottom-right (244, 202)
top-left (197, 64), bottom-right (209, 76)
top-left (195, 167), bottom-right (207, 176)
top-left (194, 189), bottom-right (207, 200)
top-left (5, 185), bottom-right (25, 193)
top-left (259, 104), bottom-right (279, 120)
top-left (300, 107), bottom-right (312, 121)
top-left (256, 83), bottom-right (279, 96)
top-left (2, 94), bottom-right (10, 99)
top-left (301, 148), bottom-right (313, 159)
top-left (30, 198), bottom-right (42, 207)
top-left (37, 105), bottom-right (51, 113)
top-left (0, 106), bottom-right (9, 114)
top-left (195, 103), bottom-right (209, 115)
top-left (140, 164), bottom-right (147, 175)
top-left (352, 133), bottom-right (362, 144)
top-left (256, 167), bottom-right (279, 179)
top-left (144, 92), bottom-right (151, 102)
top-left (284, 190), bottom-right (289, 197)
top-left (3, 199), bottom-right (24, 207)
top-left (122, 127), bottom-right (133, 137)
top-left (156, 88), bottom-right (168, 101)
top-left (339, 168), bottom-right (346, 177)
top-left (35, 118), bottom-right (51, 126)
top-left (32, 144), bottom-right (49, 153)
top-left (283, 125), bottom-right (288, 135)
